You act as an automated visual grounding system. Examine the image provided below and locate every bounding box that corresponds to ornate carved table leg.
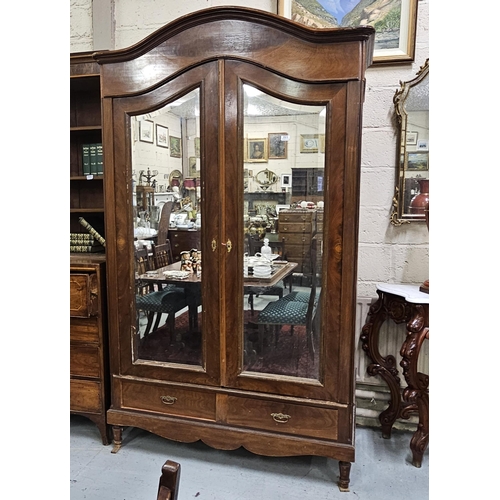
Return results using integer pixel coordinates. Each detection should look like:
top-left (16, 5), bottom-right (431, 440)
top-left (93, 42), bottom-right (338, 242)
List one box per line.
top-left (400, 319), bottom-right (429, 468)
top-left (360, 292), bottom-right (402, 438)
top-left (111, 425), bottom-right (123, 454)
top-left (338, 461), bottom-right (351, 492)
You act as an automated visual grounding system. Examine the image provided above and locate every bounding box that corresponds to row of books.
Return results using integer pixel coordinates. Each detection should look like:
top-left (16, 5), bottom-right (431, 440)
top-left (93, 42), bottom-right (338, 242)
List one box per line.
top-left (82, 143), bottom-right (104, 175)
top-left (70, 232), bottom-right (105, 253)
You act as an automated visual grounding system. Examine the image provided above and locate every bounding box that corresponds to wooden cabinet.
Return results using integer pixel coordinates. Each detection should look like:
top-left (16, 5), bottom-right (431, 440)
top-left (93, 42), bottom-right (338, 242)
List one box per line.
top-left (70, 255), bottom-right (110, 444)
top-left (168, 229), bottom-right (201, 262)
top-left (278, 209), bottom-right (318, 275)
top-left (291, 167), bottom-right (324, 204)
top-left (70, 52), bottom-right (106, 242)
top-left (95, 7), bottom-right (374, 491)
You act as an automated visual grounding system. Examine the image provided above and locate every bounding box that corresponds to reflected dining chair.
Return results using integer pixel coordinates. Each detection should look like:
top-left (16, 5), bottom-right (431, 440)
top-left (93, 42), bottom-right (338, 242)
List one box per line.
top-left (135, 247), bottom-right (188, 337)
top-left (255, 237), bottom-right (320, 358)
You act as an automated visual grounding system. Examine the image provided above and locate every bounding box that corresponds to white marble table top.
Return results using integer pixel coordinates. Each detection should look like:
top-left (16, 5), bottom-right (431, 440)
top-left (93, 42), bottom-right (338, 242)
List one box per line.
top-left (376, 283), bottom-right (429, 304)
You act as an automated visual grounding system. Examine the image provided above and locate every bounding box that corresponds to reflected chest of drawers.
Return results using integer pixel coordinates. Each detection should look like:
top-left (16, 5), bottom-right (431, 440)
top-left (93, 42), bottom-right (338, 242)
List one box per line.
top-left (278, 209), bottom-right (318, 274)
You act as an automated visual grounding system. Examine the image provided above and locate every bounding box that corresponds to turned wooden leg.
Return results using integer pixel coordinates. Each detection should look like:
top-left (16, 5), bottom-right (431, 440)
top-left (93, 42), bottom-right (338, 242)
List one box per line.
top-left (360, 293), bottom-right (402, 438)
top-left (338, 461), bottom-right (351, 492)
top-left (401, 324), bottom-right (429, 467)
top-left (111, 425), bottom-right (123, 454)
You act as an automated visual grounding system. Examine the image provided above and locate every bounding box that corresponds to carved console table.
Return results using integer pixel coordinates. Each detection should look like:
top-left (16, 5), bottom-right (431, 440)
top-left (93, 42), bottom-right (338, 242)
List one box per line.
top-left (360, 284), bottom-right (429, 467)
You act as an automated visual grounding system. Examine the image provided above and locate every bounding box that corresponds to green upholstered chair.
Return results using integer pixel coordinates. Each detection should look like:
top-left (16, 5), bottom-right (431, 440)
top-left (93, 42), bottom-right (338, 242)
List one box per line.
top-left (135, 247), bottom-right (188, 336)
top-left (255, 237), bottom-right (320, 358)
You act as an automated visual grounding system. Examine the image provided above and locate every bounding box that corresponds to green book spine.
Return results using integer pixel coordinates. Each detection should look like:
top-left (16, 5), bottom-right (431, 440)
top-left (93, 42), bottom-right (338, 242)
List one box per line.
top-left (89, 143), bottom-right (98, 175)
top-left (96, 143), bottom-right (103, 175)
top-left (82, 144), bottom-right (91, 175)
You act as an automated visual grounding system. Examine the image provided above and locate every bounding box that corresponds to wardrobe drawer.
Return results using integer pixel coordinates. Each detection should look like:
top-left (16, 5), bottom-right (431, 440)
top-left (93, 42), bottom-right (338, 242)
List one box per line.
top-left (70, 317), bottom-right (100, 342)
top-left (121, 380), bottom-right (216, 421)
top-left (226, 396), bottom-right (338, 440)
top-left (70, 345), bottom-right (100, 378)
top-left (70, 379), bottom-right (102, 413)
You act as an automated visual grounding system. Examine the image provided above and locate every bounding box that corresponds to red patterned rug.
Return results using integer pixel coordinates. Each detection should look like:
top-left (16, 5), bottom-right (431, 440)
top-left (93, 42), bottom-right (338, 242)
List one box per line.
top-left (138, 310), bottom-right (319, 379)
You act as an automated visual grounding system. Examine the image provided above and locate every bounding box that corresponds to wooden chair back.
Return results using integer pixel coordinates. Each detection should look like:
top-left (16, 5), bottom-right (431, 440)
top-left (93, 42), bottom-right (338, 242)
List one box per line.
top-left (156, 460), bottom-right (180, 500)
top-left (157, 201), bottom-right (174, 245)
top-left (152, 241), bottom-right (174, 269)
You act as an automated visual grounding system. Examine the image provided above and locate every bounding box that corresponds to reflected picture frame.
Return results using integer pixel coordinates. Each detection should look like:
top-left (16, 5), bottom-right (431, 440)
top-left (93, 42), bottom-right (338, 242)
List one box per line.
top-left (139, 119), bottom-right (154, 143)
top-left (169, 136), bottom-right (182, 158)
top-left (245, 138), bottom-right (268, 163)
top-left (300, 134), bottom-right (319, 153)
top-left (156, 124), bottom-right (169, 148)
top-left (406, 131), bottom-right (418, 145)
top-left (281, 173), bottom-right (292, 188)
top-left (407, 151), bottom-right (428, 171)
top-left (268, 133), bottom-right (288, 159)
top-left (277, 0), bottom-right (418, 65)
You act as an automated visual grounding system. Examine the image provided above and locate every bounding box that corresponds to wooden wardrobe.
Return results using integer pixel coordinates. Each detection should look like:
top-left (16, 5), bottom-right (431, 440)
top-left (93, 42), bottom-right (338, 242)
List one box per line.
top-left (95, 7), bottom-right (374, 491)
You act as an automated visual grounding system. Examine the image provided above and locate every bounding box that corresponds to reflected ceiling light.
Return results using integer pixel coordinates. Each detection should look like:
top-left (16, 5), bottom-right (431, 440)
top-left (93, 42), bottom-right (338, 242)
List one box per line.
top-left (244, 85), bottom-right (263, 97)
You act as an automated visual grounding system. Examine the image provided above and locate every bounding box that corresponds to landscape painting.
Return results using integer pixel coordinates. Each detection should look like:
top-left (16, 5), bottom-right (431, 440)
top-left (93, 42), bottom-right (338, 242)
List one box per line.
top-left (279, 0), bottom-right (418, 63)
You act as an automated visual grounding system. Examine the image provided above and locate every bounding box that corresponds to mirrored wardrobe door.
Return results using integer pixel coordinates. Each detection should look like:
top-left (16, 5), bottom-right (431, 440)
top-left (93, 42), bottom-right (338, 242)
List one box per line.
top-left (110, 62), bottom-right (222, 384)
top-left (241, 83), bottom-right (325, 381)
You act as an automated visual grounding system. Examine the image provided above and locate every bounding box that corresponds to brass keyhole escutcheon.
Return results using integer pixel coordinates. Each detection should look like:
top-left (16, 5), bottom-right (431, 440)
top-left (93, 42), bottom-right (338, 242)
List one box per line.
top-left (221, 239), bottom-right (232, 253)
top-left (211, 239), bottom-right (217, 252)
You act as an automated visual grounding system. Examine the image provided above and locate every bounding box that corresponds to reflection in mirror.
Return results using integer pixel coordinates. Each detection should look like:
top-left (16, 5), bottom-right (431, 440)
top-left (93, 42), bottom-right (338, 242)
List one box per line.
top-left (391, 59), bottom-right (429, 225)
top-left (130, 88), bottom-right (203, 367)
top-left (242, 83), bottom-right (325, 381)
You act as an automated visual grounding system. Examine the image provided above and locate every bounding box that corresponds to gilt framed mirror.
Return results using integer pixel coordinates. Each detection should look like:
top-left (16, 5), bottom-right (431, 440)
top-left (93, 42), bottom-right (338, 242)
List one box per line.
top-left (390, 59), bottom-right (429, 225)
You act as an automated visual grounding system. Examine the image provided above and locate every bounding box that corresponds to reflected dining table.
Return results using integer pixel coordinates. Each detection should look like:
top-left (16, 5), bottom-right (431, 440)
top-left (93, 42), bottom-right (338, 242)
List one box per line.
top-left (137, 261), bottom-right (298, 332)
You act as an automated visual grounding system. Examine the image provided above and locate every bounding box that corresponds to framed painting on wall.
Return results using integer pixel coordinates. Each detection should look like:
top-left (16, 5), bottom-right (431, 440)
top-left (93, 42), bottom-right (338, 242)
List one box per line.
top-left (169, 136), bottom-right (182, 158)
top-left (268, 133), bottom-right (288, 159)
top-left (245, 138), bottom-right (268, 163)
top-left (156, 124), bottom-right (169, 148)
top-left (139, 120), bottom-right (154, 143)
top-left (407, 151), bottom-right (428, 171)
top-left (277, 0), bottom-right (418, 64)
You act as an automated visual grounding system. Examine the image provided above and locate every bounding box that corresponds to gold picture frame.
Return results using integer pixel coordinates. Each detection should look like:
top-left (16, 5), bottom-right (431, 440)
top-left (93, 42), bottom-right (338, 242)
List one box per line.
top-left (300, 134), bottom-right (319, 153)
top-left (245, 138), bottom-right (268, 163)
top-left (277, 0), bottom-right (418, 65)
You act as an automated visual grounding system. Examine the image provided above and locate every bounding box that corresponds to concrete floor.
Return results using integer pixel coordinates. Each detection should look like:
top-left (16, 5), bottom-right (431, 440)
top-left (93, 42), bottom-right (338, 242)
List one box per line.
top-left (70, 415), bottom-right (429, 500)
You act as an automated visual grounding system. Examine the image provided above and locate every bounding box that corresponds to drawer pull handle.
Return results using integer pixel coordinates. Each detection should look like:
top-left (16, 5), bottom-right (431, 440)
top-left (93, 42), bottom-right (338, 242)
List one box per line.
top-left (271, 412), bottom-right (291, 423)
top-left (160, 395), bottom-right (177, 405)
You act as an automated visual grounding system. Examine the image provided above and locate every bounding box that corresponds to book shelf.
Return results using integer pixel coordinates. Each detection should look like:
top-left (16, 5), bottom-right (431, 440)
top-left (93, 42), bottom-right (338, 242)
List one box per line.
top-left (70, 52), bottom-right (105, 248)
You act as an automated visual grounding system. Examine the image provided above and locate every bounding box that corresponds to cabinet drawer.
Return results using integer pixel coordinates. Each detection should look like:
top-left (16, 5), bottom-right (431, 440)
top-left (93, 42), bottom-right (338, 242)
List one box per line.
top-left (280, 233), bottom-right (311, 245)
top-left (70, 317), bottom-right (100, 342)
top-left (121, 380), bottom-right (216, 421)
top-left (70, 273), bottom-right (98, 317)
top-left (279, 222), bottom-right (313, 233)
top-left (279, 212), bottom-right (314, 222)
top-left (70, 345), bottom-right (100, 378)
top-left (226, 396), bottom-right (338, 440)
top-left (70, 379), bottom-right (102, 413)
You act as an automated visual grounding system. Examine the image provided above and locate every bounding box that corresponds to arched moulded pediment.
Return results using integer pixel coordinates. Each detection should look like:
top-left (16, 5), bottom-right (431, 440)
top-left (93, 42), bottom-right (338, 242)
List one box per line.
top-left (93, 6), bottom-right (375, 97)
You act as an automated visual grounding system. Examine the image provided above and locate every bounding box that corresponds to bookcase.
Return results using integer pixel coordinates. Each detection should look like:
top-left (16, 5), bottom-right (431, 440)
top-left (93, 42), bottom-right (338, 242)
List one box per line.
top-left (70, 52), bottom-right (105, 242)
top-left (290, 167), bottom-right (324, 204)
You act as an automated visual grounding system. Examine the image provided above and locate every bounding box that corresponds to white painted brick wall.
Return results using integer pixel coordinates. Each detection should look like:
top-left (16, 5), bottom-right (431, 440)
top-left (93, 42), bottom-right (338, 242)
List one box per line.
top-left (70, 0), bottom-right (93, 52)
top-left (70, 0), bottom-right (430, 297)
